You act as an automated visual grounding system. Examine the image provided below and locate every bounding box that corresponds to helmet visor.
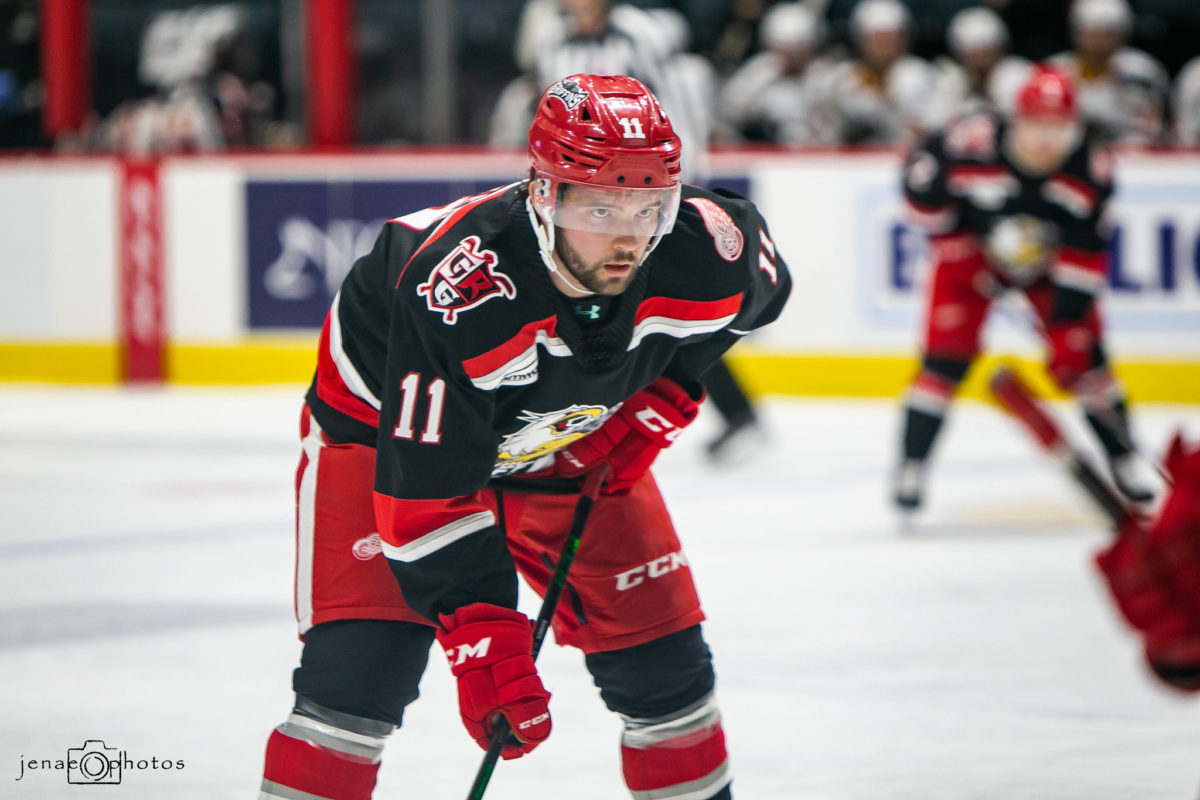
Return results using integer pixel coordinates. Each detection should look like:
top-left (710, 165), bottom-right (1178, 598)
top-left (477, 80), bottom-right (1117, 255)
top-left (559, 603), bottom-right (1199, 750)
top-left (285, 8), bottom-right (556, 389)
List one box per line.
top-left (536, 177), bottom-right (681, 239)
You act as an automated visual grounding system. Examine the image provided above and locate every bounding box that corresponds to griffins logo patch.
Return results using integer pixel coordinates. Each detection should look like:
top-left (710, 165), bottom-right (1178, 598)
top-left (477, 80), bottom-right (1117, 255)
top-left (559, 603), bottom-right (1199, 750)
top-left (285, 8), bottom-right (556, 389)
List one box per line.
top-left (417, 236), bottom-right (516, 324)
top-left (547, 78), bottom-right (589, 110)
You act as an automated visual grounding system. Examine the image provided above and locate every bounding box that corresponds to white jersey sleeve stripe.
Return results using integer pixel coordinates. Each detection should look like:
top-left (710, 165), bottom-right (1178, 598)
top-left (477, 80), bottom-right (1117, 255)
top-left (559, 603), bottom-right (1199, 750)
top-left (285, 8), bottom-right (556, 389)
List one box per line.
top-left (381, 511), bottom-right (497, 563)
top-left (330, 289), bottom-right (383, 411)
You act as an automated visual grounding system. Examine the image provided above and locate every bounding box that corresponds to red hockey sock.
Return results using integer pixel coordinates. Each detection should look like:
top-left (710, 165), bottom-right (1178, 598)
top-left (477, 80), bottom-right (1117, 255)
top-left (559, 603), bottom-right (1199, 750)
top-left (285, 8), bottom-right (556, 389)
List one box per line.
top-left (620, 693), bottom-right (731, 800)
top-left (260, 718), bottom-right (384, 800)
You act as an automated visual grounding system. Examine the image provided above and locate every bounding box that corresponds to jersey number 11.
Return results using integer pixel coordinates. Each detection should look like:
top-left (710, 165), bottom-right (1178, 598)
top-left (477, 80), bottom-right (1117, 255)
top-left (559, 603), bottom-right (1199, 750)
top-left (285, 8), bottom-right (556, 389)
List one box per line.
top-left (393, 372), bottom-right (446, 444)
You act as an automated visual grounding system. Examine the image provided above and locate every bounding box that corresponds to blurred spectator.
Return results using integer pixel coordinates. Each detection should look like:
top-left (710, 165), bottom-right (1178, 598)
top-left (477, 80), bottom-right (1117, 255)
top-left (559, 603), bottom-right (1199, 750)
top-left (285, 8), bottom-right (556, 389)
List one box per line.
top-left (93, 3), bottom-right (279, 153)
top-left (819, 0), bottom-right (940, 144)
top-left (706, 0), bottom-right (772, 76)
top-left (719, 2), bottom-right (838, 144)
top-left (1049, 0), bottom-right (1169, 143)
top-left (931, 6), bottom-right (1031, 121)
top-left (1174, 55), bottom-right (1200, 146)
top-left (492, 0), bottom-right (712, 179)
top-left (0, 0), bottom-right (41, 148)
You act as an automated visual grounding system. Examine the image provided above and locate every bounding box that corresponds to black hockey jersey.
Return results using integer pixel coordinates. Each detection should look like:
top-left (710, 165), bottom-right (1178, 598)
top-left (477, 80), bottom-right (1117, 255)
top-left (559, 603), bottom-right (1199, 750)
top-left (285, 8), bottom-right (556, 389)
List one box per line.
top-left (902, 111), bottom-right (1114, 300)
top-left (304, 181), bottom-right (790, 621)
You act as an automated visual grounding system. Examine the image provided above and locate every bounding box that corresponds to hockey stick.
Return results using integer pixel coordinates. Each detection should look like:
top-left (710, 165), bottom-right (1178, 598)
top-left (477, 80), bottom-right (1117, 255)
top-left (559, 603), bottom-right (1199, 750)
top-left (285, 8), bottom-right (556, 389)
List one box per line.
top-left (465, 464), bottom-right (610, 800)
top-left (989, 297), bottom-right (1172, 486)
top-left (989, 364), bottom-right (1133, 528)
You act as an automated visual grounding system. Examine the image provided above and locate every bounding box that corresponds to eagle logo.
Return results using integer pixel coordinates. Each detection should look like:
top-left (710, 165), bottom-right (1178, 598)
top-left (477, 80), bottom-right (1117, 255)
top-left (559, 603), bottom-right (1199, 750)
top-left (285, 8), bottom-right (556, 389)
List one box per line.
top-left (493, 405), bottom-right (614, 475)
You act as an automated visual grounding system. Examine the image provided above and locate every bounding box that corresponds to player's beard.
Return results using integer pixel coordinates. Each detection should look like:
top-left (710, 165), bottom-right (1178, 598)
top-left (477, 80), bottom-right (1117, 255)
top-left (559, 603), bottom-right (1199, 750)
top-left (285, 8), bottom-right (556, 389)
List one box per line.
top-left (554, 237), bottom-right (644, 295)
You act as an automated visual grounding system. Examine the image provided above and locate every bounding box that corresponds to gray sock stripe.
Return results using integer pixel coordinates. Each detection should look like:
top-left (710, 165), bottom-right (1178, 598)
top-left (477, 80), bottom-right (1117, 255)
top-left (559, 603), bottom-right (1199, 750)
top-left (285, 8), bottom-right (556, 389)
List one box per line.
top-left (277, 716), bottom-right (386, 761)
top-left (621, 692), bottom-right (721, 748)
top-left (259, 779), bottom-right (335, 800)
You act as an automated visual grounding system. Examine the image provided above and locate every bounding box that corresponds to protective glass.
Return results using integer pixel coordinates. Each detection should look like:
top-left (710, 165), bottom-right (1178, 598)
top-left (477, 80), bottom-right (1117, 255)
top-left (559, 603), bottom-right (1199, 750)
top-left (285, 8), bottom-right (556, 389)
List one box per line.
top-left (533, 176), bottom-right (681, 239)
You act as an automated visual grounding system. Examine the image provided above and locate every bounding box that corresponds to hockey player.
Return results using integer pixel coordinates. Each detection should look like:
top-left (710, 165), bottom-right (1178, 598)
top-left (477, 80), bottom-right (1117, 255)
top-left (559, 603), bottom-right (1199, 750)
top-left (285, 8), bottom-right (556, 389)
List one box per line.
top-left (894, 65), bottom-right (1151, 511)
top-left (258, 74), bottom-right (790, 800)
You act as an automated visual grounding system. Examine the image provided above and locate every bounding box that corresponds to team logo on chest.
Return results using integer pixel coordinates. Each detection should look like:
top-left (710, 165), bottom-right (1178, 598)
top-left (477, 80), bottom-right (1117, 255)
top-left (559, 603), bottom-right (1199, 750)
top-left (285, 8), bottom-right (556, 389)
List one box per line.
top-left (494, 405), bottom-right (614, 473)
top-left (417, 236), bottom-right (516, 324)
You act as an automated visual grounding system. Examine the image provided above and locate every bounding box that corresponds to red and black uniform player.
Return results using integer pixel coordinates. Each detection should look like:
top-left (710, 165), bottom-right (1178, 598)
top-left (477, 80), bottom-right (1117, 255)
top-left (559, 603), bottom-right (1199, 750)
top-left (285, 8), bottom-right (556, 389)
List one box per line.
top-left (894, 65), bottom-right (1152, 511)
top-left (258, 75), bottom-right (790, 800)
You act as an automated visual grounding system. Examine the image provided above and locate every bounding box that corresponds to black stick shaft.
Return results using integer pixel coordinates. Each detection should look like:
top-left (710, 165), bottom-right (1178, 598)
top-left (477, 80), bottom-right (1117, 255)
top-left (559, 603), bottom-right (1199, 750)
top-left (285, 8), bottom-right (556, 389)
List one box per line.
top-left (990, 366), bottom-right (1133, 528)
top-left (465, 465), bottom-right (609, 800)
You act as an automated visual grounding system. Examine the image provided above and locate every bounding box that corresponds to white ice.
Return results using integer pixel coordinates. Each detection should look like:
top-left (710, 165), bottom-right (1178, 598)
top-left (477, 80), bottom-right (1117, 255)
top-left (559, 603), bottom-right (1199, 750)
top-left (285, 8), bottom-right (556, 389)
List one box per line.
top-left (1, 385), bottom-right (1198, 799)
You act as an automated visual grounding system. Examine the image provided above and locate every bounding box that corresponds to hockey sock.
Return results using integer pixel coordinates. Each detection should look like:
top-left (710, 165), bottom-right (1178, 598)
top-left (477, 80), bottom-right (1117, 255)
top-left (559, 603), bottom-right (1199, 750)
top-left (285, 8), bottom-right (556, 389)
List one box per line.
top-left (901, 360), bottom-right (966, 463)
top-left (1075, 370), bottom-right (1132, 459)
top-left (902, 405), bottom-right (946, 463)
top-left (260, 698), bottom-right (392, 800)
top-left (620, 692), bottom-right (732, 800)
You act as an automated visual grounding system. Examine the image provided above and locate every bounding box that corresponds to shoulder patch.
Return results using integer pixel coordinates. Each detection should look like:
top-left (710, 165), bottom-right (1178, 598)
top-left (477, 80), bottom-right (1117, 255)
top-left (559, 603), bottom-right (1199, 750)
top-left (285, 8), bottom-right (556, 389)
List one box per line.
top-left (685, 197), bottom-right (744, 262)
top-left (416, 236), bottom-right (516, 325)
top-left (944, 114), bottom-right (998, 159)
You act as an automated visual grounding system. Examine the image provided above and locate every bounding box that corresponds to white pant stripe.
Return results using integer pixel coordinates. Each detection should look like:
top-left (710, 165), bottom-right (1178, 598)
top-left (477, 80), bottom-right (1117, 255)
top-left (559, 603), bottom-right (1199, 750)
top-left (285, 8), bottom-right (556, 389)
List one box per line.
top-left (295, 414), bottom-right (324, 635)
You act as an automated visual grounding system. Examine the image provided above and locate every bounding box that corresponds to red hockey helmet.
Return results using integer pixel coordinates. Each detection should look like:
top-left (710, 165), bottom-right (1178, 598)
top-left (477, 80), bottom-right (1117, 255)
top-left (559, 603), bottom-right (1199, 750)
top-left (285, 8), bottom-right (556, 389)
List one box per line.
top-left (526, 75), bottom-right (684, 286)
top-left (1014, 65), bottom-right (1077, 120)
top-left (529, 74), bottom-right (682, 190)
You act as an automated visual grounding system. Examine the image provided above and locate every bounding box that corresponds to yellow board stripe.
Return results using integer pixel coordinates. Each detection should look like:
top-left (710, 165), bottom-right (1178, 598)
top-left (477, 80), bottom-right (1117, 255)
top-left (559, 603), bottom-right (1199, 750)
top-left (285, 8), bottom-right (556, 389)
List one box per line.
top-left (2, 341), bottom-right (1199, 403)
top-left (0, 343), bottom-right (122, 383)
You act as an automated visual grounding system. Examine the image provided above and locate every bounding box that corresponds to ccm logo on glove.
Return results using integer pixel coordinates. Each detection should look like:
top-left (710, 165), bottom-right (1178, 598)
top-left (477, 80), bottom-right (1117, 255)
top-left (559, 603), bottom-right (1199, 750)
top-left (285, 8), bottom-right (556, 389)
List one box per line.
top-left (445, 637), bottom-right (491, 666)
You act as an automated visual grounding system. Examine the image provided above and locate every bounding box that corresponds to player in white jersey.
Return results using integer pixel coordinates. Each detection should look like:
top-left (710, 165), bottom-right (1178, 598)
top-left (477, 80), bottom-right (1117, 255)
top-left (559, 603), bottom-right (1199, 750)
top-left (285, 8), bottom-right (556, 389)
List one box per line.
top-left (719, 2), bottom-right (838, 145)
top-left (1048, 0), bottom-right (1169, 143)
top-left (1172, 55), bottom-right (1200, 146)
top-left (819, 0), bottom-right (939, 145)
top-left (931, 7), bottom-right (1032, 123)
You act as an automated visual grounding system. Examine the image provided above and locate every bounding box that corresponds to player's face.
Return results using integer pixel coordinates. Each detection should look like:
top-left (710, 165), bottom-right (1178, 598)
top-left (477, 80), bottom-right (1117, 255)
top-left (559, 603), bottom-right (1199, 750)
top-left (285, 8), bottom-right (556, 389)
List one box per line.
top-left (552, 185), bottom-right (663, 295)
top-left (1075, 28), bottom-right (1123, 62)
top-left (1009, 116), bottom-right (1080, 174)
top-left (959, 45), bottom-right (1003, 74)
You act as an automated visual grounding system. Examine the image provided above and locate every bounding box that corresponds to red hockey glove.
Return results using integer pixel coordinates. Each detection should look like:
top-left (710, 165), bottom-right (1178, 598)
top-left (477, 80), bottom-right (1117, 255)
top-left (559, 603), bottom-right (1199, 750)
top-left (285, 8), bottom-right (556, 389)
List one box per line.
top-left (1095, 433), bottom-right (1200, 691)
top-left (435, 603), bottom-right (552, 758)
top-left (559, 377), bottom-right (701, 493)
top-left (1045, 323), bottom-right (1094, 390)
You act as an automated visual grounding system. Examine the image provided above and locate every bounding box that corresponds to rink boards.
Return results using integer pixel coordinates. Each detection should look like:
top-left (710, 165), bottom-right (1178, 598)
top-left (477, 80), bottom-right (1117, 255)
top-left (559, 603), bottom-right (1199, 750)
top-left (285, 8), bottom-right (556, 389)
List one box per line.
top-left (1, 149), bottom-right (1198, 400)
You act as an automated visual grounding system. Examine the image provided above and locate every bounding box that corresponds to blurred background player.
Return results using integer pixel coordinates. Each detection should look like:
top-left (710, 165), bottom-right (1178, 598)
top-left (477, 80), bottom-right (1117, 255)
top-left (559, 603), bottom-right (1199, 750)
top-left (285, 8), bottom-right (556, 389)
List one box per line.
top-left (1049, 0), bottom-right (1169, 143)
top-left (719, 2), bottom-right (837, 146)
top-left (931, 6), bottom-right (1032, 122)
top-left (820, 0), bottom-right (939, 145)
top-left (258, 74), bottom-right (790, 800)
top-left (893, 65), bottom-right (1154, 512)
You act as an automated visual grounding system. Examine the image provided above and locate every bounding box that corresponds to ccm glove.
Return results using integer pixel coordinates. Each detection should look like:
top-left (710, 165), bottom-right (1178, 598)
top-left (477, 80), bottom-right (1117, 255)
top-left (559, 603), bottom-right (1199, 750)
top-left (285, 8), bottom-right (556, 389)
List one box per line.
top-left (435, 603), bottom-right (552, 759)
top-left (560, 377), bottom-right (700, 492)
top-left (1045, 322), bottom-right (1094, 390)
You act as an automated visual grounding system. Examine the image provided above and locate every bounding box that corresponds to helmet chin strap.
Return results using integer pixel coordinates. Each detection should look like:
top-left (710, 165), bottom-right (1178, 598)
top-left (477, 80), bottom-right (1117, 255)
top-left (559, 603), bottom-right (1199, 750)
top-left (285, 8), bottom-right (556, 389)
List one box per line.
top-left (525, 195), bottom-right (597, 297)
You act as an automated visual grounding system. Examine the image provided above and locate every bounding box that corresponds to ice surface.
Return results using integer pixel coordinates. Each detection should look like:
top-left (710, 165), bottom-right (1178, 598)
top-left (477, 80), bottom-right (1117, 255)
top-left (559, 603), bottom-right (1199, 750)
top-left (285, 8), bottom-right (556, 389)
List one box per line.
top-left (1, 385), bottom-right (1197, 799)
